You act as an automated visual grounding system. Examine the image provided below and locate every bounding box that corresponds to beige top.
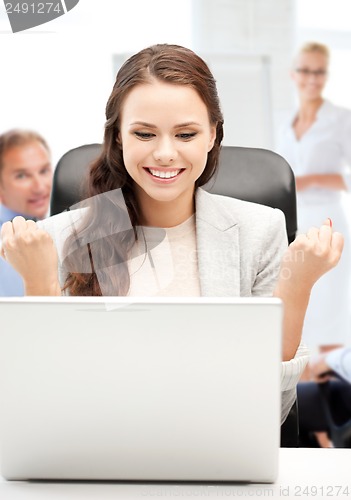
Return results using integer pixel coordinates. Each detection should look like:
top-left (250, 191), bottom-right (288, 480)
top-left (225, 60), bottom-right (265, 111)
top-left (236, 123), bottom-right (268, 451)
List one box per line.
top-left (128, 215), bottom-right (201, 297)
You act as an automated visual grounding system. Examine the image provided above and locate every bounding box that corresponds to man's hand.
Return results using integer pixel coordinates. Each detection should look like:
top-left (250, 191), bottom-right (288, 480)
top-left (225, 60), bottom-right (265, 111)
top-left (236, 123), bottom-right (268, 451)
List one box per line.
top-left (309, 353), bottom-right (334, 382)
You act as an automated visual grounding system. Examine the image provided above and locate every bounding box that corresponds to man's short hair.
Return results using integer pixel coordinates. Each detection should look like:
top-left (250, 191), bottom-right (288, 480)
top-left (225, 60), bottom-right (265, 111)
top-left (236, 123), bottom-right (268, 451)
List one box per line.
top-left (0, 129), bottom-right (50, 175)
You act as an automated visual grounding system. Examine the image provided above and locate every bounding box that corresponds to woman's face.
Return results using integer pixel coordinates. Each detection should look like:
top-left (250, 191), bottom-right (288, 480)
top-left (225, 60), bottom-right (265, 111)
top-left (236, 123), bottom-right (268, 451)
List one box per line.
top-left (118, 79), bottom-right (216, 216)
top-left (291, 51), bottom-right (328, 102)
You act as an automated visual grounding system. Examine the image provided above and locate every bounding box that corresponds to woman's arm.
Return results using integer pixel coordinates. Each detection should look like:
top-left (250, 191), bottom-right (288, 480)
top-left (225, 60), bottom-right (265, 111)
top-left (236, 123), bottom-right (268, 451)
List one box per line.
top-left (296, 173), bottom-right (347, 191)
top-left (274, 219), bottom-right (344, 361)
top-left (0, 216), bottom-right (61, 296)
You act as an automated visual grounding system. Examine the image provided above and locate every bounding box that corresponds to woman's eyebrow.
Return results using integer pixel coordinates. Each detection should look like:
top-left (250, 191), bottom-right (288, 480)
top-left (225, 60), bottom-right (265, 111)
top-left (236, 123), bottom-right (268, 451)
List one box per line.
top-left (129, 121), bottom-right (202, 128)
top-left (174, 122), bottom-right (202, 128)
top-left (130, 121), bottom-right (157, 128)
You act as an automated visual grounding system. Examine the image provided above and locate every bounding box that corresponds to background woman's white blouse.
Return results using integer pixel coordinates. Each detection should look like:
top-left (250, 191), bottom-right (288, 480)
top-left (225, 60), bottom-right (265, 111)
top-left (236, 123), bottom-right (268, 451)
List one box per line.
top-left (278, 100), bottom-right (351, 204)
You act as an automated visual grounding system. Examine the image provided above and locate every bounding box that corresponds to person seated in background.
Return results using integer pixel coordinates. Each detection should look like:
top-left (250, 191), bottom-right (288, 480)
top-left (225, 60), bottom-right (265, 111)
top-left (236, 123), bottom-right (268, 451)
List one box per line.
top-left (0, 44), bottom-right (345, 424)
top-left (297, 347), bottom-right (351, 447)
top-left (0, 129), bottom-right (53, 296)
top-left (310, 346), bottom-right (351, 384)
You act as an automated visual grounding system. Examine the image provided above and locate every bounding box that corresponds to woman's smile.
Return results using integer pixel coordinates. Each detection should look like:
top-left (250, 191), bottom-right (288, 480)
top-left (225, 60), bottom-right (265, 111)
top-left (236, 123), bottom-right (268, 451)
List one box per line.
top-left (143, 167), bottom-right (186, 182)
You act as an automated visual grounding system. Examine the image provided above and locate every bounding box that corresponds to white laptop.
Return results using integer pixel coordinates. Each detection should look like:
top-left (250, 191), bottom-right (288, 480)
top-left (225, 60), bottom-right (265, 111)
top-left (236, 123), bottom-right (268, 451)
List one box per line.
top-left (0, 297), bottom-right (282, 483)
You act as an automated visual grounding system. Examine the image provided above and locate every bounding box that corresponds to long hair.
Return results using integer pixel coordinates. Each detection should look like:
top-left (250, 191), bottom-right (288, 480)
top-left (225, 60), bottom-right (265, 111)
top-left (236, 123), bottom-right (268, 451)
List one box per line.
top-left (63, 44), bottom-right (224, 296)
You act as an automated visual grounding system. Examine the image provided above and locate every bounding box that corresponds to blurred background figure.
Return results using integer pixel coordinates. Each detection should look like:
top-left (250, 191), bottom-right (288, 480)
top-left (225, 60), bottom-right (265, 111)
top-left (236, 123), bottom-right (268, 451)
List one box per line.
top-left (297, 347), bottom-right (351, 448)
top-left (277, 42), bottom-right (351, 355)
top-left (0, 129), bottom-right (53, 296)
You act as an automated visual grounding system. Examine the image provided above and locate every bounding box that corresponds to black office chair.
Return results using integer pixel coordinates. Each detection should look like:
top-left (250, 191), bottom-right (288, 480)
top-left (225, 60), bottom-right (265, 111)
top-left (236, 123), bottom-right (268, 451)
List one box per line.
top-left (50, 143), bottom-right (299, 446)
top-left (318, 377), bottom-right (351, 448)
top-left (204, 146), bottom-right (297, 243)
top-left (51, 144), bottom-right (297, 243)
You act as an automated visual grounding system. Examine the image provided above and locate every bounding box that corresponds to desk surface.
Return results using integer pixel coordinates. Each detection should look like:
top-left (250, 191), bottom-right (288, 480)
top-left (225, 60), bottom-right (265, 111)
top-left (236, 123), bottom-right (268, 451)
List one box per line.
top-left (0, 449), bottom-right (350, 500)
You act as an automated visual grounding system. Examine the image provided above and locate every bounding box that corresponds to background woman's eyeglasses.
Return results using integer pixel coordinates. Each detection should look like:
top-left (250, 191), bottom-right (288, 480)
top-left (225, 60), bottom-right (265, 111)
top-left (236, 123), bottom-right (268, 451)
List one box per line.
top-left (295, 68), bottom-right (328, 78)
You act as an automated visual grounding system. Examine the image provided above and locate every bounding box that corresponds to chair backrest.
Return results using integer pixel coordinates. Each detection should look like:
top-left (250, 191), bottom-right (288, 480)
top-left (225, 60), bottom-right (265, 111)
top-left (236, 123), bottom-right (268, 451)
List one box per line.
top-left (50, 143), bottom-right (100, 215)
top-left (203, 146), bottom-right (297, 243)
top-left (51, 144), bottom-right (297, 243)
top-left (318, 379), bottom-right (351, 448)
top-left (50, 144), bottom-right (299, 446)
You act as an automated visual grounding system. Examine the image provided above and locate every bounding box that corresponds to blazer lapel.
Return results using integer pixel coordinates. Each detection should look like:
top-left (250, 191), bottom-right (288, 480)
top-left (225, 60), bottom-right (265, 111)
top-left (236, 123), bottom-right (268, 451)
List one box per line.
top-left (195, 189), bottom-right (241, 296)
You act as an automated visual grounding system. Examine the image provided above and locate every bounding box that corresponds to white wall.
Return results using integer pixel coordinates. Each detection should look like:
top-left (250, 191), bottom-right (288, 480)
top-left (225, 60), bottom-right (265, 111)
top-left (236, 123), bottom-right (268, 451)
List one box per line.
top-left (191, 0), bottom-right (296, 147)
top-left (1, 34), bottom-right (112, 166)
top-left (0, 0), bottom-right (193, 166)
top-left (296, 0), bottom-right (351, 109)
top-left (2, 0), bottom-right (351, 161)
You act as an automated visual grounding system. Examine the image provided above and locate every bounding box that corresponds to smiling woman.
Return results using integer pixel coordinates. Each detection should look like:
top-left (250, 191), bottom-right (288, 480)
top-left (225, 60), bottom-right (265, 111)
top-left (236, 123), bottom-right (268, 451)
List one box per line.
top-left (0, 44), bottom-right (345, 424)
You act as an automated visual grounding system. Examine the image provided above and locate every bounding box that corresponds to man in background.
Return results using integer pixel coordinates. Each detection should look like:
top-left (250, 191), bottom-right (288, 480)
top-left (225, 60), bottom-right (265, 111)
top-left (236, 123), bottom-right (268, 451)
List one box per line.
top-left (0, 129), bottom-right (53, 296)
top-left (297, 347), bottom-right (351, 447)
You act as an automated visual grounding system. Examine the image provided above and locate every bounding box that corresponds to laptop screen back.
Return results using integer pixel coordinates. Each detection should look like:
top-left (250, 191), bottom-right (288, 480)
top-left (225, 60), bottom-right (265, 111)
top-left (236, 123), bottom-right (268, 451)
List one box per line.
top-left (0, 297), bottom-right (282, 482)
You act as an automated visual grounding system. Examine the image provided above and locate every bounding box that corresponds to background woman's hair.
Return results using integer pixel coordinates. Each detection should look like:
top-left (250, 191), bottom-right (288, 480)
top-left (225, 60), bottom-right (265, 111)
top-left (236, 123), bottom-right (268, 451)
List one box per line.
top-left (295, 41), bottom-right (330, 64)
top-left (63, 44), bottom-right (224, 296)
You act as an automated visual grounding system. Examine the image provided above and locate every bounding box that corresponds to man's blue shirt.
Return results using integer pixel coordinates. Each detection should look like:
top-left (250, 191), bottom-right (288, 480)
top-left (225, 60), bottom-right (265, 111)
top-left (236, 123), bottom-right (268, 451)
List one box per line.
top-left (0, 204), bottom-right (26, 296)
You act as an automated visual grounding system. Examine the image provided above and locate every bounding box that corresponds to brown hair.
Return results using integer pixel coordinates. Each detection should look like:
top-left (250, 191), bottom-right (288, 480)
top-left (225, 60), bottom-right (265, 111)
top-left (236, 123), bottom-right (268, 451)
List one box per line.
top-left (63, 44), bottom-right (224, 296)
top-left (0, 129), bottom-right (50, 176)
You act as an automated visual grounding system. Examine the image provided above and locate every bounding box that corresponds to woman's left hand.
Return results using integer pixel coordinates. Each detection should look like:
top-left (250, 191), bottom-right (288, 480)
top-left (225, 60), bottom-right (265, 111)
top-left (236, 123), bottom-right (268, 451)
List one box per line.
top-left (278, 218), bottom-right (344, 293)
top-left (275, 219), bottom-right (344, 361)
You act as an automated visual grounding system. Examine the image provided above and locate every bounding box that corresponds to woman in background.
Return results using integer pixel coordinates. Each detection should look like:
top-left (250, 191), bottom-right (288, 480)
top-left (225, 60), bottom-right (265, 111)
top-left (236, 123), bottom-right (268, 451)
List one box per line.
top-left (277, 42), bottom-right (351, 354)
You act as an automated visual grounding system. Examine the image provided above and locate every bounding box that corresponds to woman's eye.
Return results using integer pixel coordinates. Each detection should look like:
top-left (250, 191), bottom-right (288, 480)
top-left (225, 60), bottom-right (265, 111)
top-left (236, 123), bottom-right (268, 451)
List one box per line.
top-left (177, 133), bottom-right (197, 140)
top-left (134, 132), bottom-right (155, 140)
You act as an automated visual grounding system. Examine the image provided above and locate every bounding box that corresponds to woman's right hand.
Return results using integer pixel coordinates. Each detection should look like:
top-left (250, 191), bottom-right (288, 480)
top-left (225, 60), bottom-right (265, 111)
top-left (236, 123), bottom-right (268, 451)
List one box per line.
top-left (0, 216), bottom-right (61, 295)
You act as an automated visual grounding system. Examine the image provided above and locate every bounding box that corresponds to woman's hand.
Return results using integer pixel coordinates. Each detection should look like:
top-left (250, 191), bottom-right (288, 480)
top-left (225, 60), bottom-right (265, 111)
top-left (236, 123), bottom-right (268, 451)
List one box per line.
top-left (0, 216), bottom-right (61, 295)
top-left (296, 174), bottom-right (347, 191)
top-left (279, 218), bottom-right (343, 292)
top-left (274, 219), bottom-right (344, 361)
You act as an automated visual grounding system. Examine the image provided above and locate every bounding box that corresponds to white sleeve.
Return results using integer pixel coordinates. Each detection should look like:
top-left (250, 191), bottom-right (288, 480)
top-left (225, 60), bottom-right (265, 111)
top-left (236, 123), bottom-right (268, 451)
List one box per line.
top-left (340, 110), bottom-right (351, 190)
top-left (280, 343), bottom-right (310, 424)
top-left (281, 342), bottom-right (310, 391)
top-left (326, 347), bottom-right (351, 384)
